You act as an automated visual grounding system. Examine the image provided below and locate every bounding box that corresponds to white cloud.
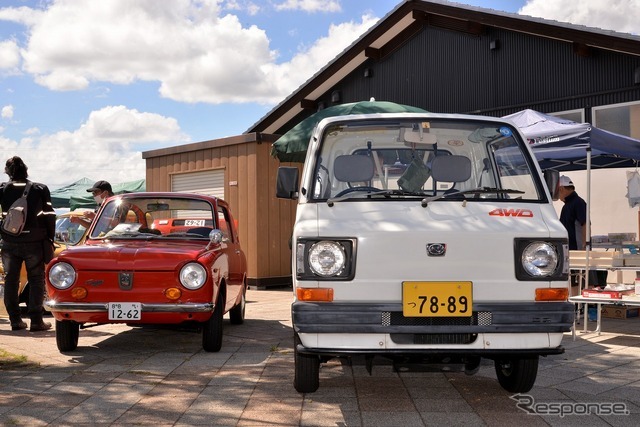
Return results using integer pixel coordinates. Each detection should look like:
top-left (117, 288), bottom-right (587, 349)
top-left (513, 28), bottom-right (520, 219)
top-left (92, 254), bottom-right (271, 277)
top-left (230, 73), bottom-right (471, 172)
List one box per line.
top-left (224, 0), bottom-right (260, 15)
top-left (0, 40), bottom-right (21, 71)
top-left (274, 0), bottom-right (341, 13)
top-left (519, 0), bottom-right (640, 34)
top-left (1, 105), bottom-right (14, 119)
top-left (225, 0), bottom-right (241, 10)
top-left (246, 2), bottom-right (260, 16)
top-left (1, 0), bottom-right (375, 104)
top-left (260, 14), bottom-right (378, 100)
top-left (0, 106), bottom-right (189, 186)
top-left (0, 5), bottom-right (44, 27)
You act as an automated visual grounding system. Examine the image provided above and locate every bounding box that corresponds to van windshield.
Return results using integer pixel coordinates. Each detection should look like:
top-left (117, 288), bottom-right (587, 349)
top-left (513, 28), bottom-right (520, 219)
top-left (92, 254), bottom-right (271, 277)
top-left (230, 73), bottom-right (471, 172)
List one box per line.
top-left (309, 118), bottom-right (544, 203)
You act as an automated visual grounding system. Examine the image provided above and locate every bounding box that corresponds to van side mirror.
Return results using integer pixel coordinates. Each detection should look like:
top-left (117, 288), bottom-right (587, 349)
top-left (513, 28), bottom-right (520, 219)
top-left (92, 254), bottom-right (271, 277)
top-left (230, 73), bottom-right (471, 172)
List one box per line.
top-left (543, 169), bottom-right (560, 200)
top-left (276, 167), bottom-right (299, 199)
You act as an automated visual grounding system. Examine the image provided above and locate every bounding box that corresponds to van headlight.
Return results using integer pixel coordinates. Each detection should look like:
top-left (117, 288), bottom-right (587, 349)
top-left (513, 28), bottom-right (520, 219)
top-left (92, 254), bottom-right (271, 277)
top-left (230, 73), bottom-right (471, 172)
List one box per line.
top-left (48, 262), bottom-right (77, 289)
top-left (514, 239), bottom-right (568, 281)
top-left (296, 238), bottom-right (356, 280)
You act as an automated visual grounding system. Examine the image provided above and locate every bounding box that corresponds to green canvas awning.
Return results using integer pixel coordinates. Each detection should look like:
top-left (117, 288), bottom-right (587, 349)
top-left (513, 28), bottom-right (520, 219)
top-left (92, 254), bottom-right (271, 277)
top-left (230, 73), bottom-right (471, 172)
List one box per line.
top-left (50, 177), bottom-right (94, 209)
top-left (50, 178), bottom-right (146, 210)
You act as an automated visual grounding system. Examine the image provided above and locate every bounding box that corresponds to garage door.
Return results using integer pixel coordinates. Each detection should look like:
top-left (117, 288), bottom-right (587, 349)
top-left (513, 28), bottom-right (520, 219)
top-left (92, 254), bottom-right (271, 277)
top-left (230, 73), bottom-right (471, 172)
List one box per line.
top-left (171, 169), bottom-right (225, 199)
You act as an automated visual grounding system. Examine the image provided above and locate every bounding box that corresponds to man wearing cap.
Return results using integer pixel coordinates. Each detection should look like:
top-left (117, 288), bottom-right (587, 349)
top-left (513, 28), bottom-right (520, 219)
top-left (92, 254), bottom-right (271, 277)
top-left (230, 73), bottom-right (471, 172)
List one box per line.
top-left (558, 175), bottom-right (587, 250)
top-left (558, 175), bottom-right (604, 291)
top-left (71, 180), bottom-right (114, 227)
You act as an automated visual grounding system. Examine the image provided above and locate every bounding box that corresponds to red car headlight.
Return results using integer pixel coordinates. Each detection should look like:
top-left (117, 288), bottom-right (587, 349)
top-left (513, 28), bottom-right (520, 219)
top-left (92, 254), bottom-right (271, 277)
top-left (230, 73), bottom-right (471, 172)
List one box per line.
top-left (48, 262), bottom-right (77, 289)
top-left (179, 263), bottom-right (207, 290)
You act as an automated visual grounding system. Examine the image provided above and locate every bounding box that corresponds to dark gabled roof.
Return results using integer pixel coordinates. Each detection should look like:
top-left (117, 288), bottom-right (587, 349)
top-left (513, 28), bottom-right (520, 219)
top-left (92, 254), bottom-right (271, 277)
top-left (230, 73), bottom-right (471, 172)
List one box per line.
top-left (246, 0), bottom-right (640, 135)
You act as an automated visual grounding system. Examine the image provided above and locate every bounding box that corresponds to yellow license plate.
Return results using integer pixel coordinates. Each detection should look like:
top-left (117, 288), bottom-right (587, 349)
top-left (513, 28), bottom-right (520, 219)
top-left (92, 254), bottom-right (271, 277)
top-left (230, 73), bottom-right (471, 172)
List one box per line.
top-left (402, 281), bottom-right (472, 317)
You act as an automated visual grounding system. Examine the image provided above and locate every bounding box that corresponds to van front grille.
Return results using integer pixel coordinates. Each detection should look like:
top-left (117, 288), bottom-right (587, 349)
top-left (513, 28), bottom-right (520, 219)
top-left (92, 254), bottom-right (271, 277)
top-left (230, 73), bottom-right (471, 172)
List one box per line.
top-left (390, 333), bottom-right (478, 345)
top-left (382, 311), bottom-right (492, 327)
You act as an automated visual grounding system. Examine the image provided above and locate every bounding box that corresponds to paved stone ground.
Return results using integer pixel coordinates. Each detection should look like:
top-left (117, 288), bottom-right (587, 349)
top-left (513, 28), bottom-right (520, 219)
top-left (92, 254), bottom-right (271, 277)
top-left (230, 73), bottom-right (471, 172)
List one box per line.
top-left (1, 288), bottom-right (640, 426)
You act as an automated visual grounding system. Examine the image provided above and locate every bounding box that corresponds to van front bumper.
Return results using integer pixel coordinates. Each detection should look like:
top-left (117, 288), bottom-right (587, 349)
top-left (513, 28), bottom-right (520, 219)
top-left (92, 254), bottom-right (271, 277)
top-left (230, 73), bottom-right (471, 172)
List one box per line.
top-left (293, 301), bottom-right (573, 355)
top-left (293, 301), bottom-right (574, 334)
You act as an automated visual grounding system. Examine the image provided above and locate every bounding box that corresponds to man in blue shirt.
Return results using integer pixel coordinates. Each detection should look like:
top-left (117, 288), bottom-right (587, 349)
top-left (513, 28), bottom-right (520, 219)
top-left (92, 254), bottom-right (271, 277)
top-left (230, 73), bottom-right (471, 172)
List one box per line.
top-left (558, 175), bottom-right (587, 250)
top-left (558, 175), bottom-right (605, 290)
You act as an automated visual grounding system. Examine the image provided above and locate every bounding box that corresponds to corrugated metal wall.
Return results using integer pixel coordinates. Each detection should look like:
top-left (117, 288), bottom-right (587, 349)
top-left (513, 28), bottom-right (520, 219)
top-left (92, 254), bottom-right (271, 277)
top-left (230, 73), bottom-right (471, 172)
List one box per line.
top-left (283, 24), bottom-right (640, 135)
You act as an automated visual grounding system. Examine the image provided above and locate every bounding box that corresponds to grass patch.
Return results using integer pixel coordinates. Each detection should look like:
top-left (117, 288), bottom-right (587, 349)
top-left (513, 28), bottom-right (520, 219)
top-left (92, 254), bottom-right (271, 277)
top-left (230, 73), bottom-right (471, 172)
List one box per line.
top-left (0, 349), bottom-right (39, 369)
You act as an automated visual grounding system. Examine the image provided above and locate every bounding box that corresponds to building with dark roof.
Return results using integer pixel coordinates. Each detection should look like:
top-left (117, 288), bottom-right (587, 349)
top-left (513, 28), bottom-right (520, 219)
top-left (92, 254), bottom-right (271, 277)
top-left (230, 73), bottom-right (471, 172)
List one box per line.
top-left (143, 0), bottom-right (640, 287)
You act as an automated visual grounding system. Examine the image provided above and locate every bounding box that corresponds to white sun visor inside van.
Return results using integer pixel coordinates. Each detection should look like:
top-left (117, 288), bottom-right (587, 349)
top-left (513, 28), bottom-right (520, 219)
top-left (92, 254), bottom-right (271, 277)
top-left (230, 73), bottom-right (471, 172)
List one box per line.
top-left (401, 126), bottom-right (437, 146)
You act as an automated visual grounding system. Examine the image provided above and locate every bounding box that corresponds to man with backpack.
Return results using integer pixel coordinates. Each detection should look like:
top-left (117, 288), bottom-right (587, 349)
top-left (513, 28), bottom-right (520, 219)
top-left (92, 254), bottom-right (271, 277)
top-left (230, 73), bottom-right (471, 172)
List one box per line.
top-left (0, 156), bottom-right (56, 332)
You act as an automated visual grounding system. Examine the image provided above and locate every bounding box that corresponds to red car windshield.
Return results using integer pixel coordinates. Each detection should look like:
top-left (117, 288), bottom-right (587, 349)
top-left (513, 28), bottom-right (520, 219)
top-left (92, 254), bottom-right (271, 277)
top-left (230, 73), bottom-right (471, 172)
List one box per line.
top-left (90, 197), bottom-right (216, 239)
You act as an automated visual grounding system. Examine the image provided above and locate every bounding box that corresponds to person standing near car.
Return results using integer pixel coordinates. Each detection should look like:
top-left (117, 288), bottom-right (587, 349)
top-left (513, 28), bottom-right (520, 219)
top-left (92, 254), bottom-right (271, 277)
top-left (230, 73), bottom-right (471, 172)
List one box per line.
top-left (70, 180), bottom-right (114, 228)
top-left (0, 156), bottom-right (56, 332)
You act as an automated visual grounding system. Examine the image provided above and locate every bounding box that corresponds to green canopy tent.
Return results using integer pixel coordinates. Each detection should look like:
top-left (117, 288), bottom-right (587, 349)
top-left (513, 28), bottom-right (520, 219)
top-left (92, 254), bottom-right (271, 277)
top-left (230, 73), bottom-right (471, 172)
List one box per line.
top-left (50, 177), bottom-right (95, 208)
top-left (69, 179), bottom-right (146, 210)
top-left (50, 178), bottom-right (146, 210)
top-left (271, 100), bottom-right (428, 162)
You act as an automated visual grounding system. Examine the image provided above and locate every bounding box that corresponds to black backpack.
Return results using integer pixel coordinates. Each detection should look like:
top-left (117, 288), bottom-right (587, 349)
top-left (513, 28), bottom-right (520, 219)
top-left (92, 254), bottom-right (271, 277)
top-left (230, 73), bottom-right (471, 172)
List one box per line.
top-left (1, 181), bottom-right (32, 236)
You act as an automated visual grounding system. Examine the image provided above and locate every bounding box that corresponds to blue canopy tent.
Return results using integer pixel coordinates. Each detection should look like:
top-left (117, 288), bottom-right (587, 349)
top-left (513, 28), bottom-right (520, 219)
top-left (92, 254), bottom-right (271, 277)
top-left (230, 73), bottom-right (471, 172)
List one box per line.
top-left (503, 109), bottom-right (640, 171)
top-left (503, 109), bottom-right (640, 309)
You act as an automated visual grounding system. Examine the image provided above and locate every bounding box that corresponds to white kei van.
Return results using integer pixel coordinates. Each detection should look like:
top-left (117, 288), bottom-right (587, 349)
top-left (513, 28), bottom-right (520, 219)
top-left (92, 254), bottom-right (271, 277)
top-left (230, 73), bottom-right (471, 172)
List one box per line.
top-left (276, 113), bottom-right (573, 394)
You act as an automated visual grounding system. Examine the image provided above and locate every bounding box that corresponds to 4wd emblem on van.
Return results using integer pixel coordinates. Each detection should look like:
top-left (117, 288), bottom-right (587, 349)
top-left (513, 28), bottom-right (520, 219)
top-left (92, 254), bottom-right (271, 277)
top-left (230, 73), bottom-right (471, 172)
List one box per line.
top-left (426, 243), bottom-right (446, 257)
top-left (489, 208), bottom-right (534, 218)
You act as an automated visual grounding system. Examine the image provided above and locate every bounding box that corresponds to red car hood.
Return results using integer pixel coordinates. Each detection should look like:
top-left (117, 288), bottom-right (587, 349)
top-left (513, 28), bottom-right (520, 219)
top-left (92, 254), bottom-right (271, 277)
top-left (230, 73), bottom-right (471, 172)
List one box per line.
top-left (55, 241), bottom-right (209, 271)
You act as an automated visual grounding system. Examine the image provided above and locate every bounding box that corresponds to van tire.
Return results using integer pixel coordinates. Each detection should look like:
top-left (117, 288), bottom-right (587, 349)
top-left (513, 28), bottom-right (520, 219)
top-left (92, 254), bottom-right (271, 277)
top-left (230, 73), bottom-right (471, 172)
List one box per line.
top-left (494, 356), bottom-right (539, 392)
top-left (56, 320), bottom-right (79, 352)
top-left (293, 333), bottom-right (319, 393)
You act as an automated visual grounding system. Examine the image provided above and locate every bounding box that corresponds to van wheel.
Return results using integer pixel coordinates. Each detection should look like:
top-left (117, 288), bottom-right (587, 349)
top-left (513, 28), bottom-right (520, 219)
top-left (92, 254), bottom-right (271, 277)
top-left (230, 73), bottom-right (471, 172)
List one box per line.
top-left (293, 333), bottom-right (319, 393)
top-left (202, 293), bottom-right (224, 352)
top-left (494, 356), bottom-right (539, 392)
top-left (229, 286), bottom-right (246, 325)
top-left (56, 320), bottom-right (79, 352)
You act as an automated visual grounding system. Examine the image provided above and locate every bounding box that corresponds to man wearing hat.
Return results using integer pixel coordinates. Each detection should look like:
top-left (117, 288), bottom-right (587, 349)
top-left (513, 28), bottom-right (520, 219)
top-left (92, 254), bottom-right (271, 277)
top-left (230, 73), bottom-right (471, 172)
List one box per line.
top-left (558, 175), bottom-right (604, 291)
top-left (87, 180), bottom-right (114, 206)
top-left (558, 175), bottom-right (587, 251)
top-left (71, 180), bottom-right (114, 227)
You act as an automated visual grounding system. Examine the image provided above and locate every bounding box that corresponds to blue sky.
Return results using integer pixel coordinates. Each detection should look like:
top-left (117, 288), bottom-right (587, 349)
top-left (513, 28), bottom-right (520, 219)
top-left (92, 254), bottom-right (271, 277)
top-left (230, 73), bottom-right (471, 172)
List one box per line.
top-left (0, 0), bottom-right (637, 188)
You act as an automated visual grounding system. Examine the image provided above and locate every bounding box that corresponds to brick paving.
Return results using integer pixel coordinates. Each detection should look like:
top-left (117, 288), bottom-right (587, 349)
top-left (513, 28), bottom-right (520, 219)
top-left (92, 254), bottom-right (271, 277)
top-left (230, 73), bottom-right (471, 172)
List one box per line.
top-left (1, 288), bottom-right (639, 426)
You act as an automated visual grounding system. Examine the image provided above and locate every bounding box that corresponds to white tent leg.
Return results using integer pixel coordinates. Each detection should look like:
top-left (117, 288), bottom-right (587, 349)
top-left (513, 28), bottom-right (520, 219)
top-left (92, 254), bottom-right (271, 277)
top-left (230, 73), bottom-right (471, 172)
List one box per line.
top-left (583, 147), bottom-right (593, 333)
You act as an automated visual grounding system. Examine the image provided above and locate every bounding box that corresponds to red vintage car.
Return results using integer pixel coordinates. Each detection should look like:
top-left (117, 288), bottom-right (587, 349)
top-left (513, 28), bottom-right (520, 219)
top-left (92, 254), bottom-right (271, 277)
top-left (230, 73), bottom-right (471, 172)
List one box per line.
top-left (44, 192), bottom-right (247, 353)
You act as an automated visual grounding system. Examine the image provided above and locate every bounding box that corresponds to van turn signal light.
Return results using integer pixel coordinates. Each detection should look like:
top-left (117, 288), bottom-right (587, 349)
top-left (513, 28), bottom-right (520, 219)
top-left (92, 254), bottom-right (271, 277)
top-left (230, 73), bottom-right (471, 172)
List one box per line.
top-left (535, 288), bottom-right (568, 301)
top-left (297, 288), bottom-right (334, 302)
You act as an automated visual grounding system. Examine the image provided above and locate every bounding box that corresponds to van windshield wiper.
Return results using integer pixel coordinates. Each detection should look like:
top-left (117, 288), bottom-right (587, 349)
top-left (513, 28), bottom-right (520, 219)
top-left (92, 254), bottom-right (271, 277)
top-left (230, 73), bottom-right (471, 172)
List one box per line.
top-left (368, 189), bottom-right (428, 198)
top-left (421, 187), bottom-right (525, 208)
top-left (327, 188), bottom-right (428, 206)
